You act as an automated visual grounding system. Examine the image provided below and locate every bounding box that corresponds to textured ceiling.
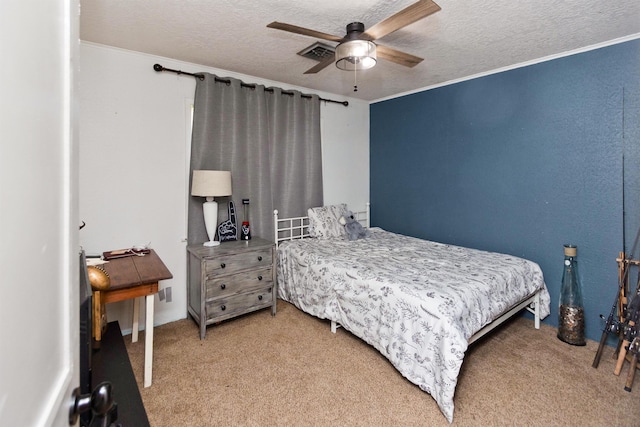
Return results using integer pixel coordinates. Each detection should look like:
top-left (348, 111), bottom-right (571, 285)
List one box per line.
top-left (80, 0), bottom-right (640, 102)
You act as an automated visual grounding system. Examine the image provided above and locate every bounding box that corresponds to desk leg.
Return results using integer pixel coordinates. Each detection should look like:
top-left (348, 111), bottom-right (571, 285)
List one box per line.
top-left (132, 296), bottom-right (140, 343)
top-left (93, 290), bottom-right (102, 341)
top-left (143, 293), bottom-right (154, 388)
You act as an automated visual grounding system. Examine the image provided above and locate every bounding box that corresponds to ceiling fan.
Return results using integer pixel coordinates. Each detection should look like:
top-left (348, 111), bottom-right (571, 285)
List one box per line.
top-left (267, 0), bottom-right (441, 75)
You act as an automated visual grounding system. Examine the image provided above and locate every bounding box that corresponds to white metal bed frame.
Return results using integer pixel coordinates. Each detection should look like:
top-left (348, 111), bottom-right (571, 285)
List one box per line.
top-left (273, 203), bottom-right (541, 344)
top-left (274, 203), bottom-right (370, 247)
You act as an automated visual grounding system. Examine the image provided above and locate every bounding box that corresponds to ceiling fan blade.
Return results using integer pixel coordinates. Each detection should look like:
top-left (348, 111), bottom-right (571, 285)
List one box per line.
top-left (267, 22), bottom-right (342, 42)
top-left (363, 0), bottom-right (441, 41)
top-left (304, 54), bottom-right (335, 74)
top-left (376, 44), bottom-right (423, 68)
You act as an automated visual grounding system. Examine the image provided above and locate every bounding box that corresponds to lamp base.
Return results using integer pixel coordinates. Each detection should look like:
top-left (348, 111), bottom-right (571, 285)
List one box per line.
top-left (202, 199), bottom-right (219, 248)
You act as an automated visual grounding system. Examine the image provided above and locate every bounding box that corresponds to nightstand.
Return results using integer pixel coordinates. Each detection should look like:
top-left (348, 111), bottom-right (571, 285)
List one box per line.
top-left (186, 238), bottom-right (276, 339)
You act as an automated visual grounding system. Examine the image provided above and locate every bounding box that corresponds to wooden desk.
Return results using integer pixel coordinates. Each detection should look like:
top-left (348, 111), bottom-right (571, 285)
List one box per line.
top-left (99, 249), bottom-right (172, 387)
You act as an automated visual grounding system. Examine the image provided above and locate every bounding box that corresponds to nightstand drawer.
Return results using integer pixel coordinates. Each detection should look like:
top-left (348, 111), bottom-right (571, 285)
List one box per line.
top-left (205, 267), bottom-right (272, 299)
top-left (204, 248), bottom-right (272, 276)
top-left (205, 287), bottom-right (273, 320)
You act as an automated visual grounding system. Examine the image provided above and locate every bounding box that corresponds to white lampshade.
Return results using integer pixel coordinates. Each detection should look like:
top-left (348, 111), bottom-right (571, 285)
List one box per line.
top-left (191, 170), bottom-right (232, 197)
top-left (191, 170), bottom-right (232, 246)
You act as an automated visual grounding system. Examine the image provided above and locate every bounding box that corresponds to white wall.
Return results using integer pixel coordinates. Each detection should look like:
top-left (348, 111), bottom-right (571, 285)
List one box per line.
top-left (79, 42), bottom-right (369, 332)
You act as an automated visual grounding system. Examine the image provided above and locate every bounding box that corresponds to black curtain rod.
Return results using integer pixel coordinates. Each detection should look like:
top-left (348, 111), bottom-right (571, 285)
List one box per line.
top-left (153, 64), bottom-right (348, 107)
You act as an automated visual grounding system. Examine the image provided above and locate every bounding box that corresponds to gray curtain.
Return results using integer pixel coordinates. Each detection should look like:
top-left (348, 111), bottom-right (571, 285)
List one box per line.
top-left (188, 73), bottom-right (323, 244)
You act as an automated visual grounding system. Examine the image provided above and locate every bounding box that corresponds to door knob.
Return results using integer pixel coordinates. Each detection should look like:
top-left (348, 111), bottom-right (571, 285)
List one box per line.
top-left (69, 381), bottom-right (117, 426)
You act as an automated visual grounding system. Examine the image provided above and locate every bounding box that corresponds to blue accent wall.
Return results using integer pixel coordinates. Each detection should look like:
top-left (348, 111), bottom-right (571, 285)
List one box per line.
top-left (370, 39), bottom-right (640, 342)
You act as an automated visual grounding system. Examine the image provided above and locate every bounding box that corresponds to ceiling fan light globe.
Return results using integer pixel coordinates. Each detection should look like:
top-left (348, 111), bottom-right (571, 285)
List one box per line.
top-left (360, 56), bottom-right (377, 69)
top-left (335, 40), bottom-right (377, 71)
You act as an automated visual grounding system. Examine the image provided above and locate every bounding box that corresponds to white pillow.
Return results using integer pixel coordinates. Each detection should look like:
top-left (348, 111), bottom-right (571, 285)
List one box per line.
top-left (308, 204), bottom-right (347, 239)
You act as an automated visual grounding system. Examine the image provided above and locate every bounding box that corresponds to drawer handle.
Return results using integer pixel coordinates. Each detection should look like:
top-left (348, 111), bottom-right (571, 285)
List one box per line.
top-left (257, 256), bottom-right (263, 261)
top-left (257, 275), bottom-right (263, 281)
top-left (258, 295), bottom-right (263, 301)
top-left (268, 287), bottom-right (272, 293)
top-left (220, 263), bottom-right (226, 268)
top-left (221, 305), bottom-right (226, 311)
top-left (220, 284), bottom-right (226, 290)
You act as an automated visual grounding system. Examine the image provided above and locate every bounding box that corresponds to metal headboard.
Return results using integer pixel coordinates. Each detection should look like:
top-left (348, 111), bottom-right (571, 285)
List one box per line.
top-left (274, 203), bottom-right (370, 248)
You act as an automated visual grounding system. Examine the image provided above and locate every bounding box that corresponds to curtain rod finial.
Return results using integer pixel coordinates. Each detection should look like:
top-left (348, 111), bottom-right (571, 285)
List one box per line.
top-left (153, 64), bottom-right (164, 72)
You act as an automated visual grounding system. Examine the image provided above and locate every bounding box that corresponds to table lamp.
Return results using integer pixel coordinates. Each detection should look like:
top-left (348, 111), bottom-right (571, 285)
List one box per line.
top-left (191, 170), bottom-right (232, 246)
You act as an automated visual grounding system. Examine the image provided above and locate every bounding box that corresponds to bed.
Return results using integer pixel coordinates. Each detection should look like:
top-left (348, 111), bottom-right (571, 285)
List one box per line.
top-left (273, 204), bottom-right (550, 423)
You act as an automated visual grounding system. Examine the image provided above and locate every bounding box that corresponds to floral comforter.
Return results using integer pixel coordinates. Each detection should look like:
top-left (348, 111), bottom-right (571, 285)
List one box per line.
top-left (276, 228), bottom-right (550, 423)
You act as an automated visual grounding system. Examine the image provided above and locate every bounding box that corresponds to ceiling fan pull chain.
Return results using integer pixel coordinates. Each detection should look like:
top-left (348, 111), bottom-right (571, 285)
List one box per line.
top-left (353, 68), bottom-right (358, 92)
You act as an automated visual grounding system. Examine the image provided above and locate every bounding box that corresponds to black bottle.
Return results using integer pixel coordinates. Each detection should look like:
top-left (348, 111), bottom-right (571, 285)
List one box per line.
top-left (241, 198), bottom-right (251, 240)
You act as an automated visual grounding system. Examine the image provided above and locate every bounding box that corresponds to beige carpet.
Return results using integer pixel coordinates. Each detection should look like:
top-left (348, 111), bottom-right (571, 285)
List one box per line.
top-left (125, 301), bottom-right (640, 426)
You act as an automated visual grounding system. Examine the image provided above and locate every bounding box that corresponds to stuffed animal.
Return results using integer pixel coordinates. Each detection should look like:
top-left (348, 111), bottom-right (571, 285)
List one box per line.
top-left (339, 210), bottom-right (370, 241)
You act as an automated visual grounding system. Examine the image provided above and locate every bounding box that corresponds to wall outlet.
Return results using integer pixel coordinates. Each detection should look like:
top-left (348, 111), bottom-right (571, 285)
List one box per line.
top-left (165, 286), bottom-right (172, 303)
